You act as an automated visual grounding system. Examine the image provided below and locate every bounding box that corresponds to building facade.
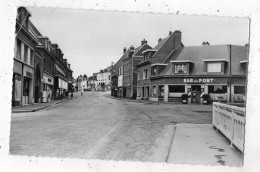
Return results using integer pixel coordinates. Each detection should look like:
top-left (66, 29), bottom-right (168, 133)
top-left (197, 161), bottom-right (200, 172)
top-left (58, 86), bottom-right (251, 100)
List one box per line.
top-left (137, 31), bottom-right (248, 104)
top-left (12, 7), bottom-right (73, 106)
top-left (137, 31), bottom-right (183, 101)
top-left (122, 39), bottom-right (151, 99)
top-left (12, 7), bottom-right (38, 106)
top-left (111, 47), bottom-right (128, 97)
top-left (96, 64), bottom-right (113, 91)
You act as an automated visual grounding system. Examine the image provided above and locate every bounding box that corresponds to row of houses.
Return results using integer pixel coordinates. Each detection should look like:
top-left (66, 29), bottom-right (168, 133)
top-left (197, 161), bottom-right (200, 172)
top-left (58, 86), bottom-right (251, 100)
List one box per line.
top-left (12, 7), bottom-right (73, 106)
top-left (111, 30), bottom-right (248, 104)
top-left (74, 63), bottom-right (113, 92)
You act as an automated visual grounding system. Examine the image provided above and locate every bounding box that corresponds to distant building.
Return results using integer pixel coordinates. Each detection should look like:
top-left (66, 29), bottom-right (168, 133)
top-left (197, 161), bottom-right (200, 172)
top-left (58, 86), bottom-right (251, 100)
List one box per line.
top-left (96, 63), bottom-right (113, 91)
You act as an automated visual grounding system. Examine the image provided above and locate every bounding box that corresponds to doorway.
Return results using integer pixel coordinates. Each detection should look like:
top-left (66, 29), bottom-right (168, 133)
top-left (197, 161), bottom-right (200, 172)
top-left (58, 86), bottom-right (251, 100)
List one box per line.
top-left (23, 77), bottom-right (30, 105)
top-left (191, 85), bottom-right (201, 103)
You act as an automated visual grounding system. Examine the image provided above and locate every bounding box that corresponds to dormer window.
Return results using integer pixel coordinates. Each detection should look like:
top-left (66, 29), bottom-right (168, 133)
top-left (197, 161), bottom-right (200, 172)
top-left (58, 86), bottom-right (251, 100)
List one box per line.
top-left (175, 64), bottom-right (187, 74)
top-left (203, 59), bottom-right (227, 74)
top-left (170, 60), bottom-right (194, 75)
top-left (207, 63), bottom-right (221, 73)
top-left (151, 63), bottom-right (167, 76)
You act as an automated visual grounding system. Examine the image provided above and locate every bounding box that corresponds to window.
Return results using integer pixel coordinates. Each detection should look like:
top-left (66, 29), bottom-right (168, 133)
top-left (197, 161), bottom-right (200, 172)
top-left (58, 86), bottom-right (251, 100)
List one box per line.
top-left (152, 67), bottom-right (157, 75)
top-left (153, 86), bottom-right (156, 96)
top-left (30, 49), bottom-right (33, 66)
top-left (234, 86), bottom-right (245, 95)
top-left (16, 39), bottom-right (22, 60)
top-left (24, 45), bottom-right (28, 63)
top-left (144, 54), bottom-right (148, 61)
top-left (207, 63), bottom-right (221, 73)
top-left (174, 64), bottom-right (187, 74)
top-left (138, 71), bottom-right (140, 80)
top-left (143, 69), bottom-right (148, 79)
top-left (44, 59), bottom-right (46, 70)
top-left (208, 85), bottom-right (227, 94)
top-left (169, 85), bottom-right (185, 93)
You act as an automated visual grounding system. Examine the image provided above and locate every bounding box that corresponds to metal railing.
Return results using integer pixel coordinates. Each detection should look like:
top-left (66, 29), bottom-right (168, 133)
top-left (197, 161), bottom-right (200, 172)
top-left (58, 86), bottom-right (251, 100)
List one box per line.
top-left (212, 102), bottom-right (245, 152)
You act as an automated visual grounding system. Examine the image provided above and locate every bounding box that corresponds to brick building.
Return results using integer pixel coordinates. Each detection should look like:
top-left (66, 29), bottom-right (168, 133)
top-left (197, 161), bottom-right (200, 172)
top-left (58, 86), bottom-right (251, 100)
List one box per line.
top-left (137, 31), bottom-right (184, 100)
top-left (137, 31), bottom-right (248, 104)
top-left (122, 39), bottom-right (152, 99)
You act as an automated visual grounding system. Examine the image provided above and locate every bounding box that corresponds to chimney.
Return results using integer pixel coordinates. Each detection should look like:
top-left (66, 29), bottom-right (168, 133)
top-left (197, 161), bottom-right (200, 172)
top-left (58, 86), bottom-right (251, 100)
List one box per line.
top-left (123, 47), bottom-right (127, 54)
top-left (68, 63), bottom-right (71, 69)
top-left (173, 30), bottom-right (182, 50)
top-left (63, 58), bottom-right (67, 64)
top-left (51, 43), bottom-right (58, 56)
top-left (141, 39), bottom-right (147, 45)
top-left (158, 38), bottom-right (162, 43)
top-left (129, 45), bottom-right (135, 50)
top-left (128, 45), bottom-right (135, 57)
top-left (169, 31), bottom-right (172, 35)
top-left (111, 62), bottom-right (114, 66)
top-left (202, 41), bottom-right (210, 46)
top-left (60, 52), bottom-right (64, 59)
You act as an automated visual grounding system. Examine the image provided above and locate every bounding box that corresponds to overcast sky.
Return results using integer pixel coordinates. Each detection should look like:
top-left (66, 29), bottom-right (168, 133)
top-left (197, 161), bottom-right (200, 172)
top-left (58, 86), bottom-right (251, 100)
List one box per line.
top-left (27, 7), bottom-right (249, 78)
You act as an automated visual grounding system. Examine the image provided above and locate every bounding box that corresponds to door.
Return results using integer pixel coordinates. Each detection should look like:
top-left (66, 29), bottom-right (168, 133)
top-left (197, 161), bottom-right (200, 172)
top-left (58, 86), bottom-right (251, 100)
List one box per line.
top-left (23, 77), bottom-right (30, 105)
top-left (191, 85), bottom-right (201, 103)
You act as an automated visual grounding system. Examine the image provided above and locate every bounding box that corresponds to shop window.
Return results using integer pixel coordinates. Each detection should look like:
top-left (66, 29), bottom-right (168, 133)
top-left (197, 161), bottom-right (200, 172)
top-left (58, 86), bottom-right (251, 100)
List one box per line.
top-left (208, 85), bottom-right (227, 93)
top-left (24, 45), bottom-right (28, 63)
top-left (158, 85), bottom-right (164, 97)
top-left (169, 85), bottom-right (185, 93)
top-left (16, 39), bottom-right (22, 60)
top-left (153, 86), bottom-right (156, 96)
top-left (207, 63), bottom-right (221, 73)
top-left (174, 64), bottom-right (187, 74)
top-left (234, 86), bottom-right (245, 95)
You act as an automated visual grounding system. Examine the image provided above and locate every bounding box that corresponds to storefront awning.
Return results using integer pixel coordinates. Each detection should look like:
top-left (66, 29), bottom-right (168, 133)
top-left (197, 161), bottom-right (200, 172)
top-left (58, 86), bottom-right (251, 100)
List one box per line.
top-left (55, 64), bottom-right (65, 76)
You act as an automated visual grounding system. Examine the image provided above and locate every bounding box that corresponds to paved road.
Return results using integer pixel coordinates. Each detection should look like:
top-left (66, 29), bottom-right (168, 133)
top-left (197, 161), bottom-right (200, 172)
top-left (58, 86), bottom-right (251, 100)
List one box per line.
top-left (10, 92), bottom-right (212, 161)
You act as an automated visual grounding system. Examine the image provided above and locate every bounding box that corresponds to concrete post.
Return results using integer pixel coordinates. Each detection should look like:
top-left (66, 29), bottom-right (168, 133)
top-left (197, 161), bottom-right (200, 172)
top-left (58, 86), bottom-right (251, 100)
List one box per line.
top-left (164, 84), bottom-right (168, 102)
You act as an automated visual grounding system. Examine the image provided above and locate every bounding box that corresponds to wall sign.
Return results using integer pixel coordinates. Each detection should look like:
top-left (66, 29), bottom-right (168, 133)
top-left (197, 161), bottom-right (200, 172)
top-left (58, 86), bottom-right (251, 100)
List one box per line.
top-left (184, 78), bottom-right (214, 83)
top-left (26, 71), bottom-right (33, 78)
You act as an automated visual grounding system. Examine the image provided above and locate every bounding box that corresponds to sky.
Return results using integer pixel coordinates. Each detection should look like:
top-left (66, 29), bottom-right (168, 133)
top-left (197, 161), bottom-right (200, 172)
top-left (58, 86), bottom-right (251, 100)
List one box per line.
top-left (27, 7), bottom-right (249, 78)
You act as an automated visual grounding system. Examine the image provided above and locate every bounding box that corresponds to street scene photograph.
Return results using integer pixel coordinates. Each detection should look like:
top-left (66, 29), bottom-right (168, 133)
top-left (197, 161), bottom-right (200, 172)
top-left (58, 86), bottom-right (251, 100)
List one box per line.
top-left (10, 6), bottom-right (249, 166)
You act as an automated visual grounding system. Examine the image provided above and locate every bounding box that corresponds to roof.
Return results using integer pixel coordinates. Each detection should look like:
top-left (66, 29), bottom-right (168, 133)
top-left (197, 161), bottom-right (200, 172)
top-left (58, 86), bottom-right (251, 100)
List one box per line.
top-left (112, 50), bottom-right (129, 71)
top-left (159, 44), bottom-right (249, 76)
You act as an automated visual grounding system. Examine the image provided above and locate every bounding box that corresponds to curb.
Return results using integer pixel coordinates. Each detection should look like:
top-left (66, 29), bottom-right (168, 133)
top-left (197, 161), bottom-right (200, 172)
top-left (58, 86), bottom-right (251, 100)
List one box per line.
top-left (11, 99), bottom-right (67, 113)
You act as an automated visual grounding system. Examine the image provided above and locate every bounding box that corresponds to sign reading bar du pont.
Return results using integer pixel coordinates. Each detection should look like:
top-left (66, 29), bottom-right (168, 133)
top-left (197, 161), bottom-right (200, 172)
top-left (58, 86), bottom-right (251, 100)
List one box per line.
top-left (184, 78), bottom-right (214, 83)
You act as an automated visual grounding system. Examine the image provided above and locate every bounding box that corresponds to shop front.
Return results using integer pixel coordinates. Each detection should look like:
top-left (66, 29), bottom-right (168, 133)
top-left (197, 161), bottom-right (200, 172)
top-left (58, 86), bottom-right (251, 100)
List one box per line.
top-left (150, 76), bottom-right (245, 104)
top-left (12, 60), bottom-right (22, 106)
top-left (22, 65), bottom-right (34, 105)
top-left (54, 77), bottom-right (68, 100)
top-left (43, 73), bottom-right (54, 102)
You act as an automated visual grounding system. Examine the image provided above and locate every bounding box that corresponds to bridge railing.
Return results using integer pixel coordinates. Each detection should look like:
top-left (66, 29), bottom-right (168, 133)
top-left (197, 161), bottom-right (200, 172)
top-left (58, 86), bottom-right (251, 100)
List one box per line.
top-left (212, 102), bottom-right (245, 152)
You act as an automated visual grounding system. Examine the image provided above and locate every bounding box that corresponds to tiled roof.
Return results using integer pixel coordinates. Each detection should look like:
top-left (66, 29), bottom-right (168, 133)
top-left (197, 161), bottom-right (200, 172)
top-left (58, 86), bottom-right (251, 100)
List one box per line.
top-left (153, 37), bottom-right (168, 50)
top-left (160, 45), bottom-right (249, 76)
top-left (112, 50), bottom-right (129, 71)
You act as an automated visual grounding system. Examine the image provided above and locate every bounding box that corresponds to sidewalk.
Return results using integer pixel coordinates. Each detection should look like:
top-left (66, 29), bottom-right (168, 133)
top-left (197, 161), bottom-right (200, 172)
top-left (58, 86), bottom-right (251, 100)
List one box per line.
top-left (12, 99), bottom-right (67, 113)
top-left (167, 123), bottom-right (243, 166)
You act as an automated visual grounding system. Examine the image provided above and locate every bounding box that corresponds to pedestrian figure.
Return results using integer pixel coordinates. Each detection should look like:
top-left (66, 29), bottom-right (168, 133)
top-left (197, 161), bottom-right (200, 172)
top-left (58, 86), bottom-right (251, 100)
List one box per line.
top-left (71, 92), bottom-right (73, 99)
top-left (65, 91), bottom-right (68, 99)
top-left (81, 91), bottom-right (83, 96)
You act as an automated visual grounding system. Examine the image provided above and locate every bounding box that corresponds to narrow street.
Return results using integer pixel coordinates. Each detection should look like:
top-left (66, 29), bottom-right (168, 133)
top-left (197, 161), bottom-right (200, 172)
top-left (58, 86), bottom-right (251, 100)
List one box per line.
top-left (10, 92), bottom-right (212, 161)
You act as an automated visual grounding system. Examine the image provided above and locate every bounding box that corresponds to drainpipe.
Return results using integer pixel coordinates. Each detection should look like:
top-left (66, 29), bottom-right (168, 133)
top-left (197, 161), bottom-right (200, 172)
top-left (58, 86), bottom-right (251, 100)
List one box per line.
top-left (229, 45), bottom-right (232, 103)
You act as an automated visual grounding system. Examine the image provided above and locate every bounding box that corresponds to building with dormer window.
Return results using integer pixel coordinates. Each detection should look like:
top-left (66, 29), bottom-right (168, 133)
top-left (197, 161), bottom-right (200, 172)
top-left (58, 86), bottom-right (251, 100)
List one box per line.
top-left (139, 37), bottom-right (249, 103)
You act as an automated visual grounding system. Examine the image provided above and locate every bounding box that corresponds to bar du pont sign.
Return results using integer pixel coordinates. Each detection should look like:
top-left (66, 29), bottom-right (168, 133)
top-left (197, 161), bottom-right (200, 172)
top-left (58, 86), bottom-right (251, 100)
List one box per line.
top-left (184, 78), bottom-right (214, 83)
